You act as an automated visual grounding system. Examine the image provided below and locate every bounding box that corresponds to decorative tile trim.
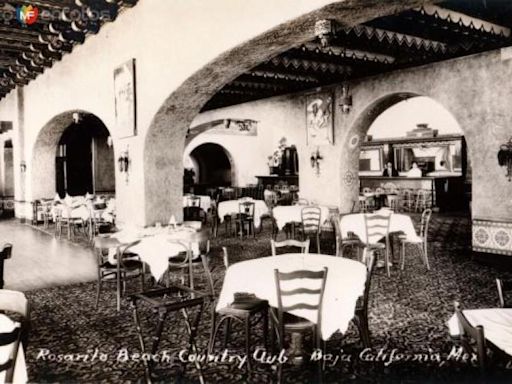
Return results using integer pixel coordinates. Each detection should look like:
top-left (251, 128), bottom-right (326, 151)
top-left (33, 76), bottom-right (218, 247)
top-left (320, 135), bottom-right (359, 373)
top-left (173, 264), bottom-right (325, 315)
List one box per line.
top-left (472, 219), bottom-right (512, 256)
top-left (1, 197), bottom-right (14, 210)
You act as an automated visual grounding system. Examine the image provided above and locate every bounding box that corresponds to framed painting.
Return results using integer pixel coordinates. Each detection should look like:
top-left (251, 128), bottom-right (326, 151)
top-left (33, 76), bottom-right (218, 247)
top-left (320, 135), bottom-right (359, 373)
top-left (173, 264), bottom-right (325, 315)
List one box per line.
top-left (114, 58), bottom-right (137, 138)
top-left (306, 92), bottom-right (333, 145)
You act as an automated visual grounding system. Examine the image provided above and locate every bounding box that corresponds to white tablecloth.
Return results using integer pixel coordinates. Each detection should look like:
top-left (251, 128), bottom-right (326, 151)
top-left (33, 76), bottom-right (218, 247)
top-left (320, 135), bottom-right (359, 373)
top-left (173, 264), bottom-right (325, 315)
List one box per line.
top-left (0, 314), bottom-right (27, 384)
top-left (339, 211), bottom-right (418, 243)
top-left (109, 228), bottom-right (200, 280)
top-left (217, 199), bottom-right (269, 228)
top-left (272, 205), bottom-right (330, 231)
top-left (217, 253), bottom-right (367, 340)
top-left (447, 308), bottom-right (512, 357)
top-left (183, 195), bottom-right (212, 212)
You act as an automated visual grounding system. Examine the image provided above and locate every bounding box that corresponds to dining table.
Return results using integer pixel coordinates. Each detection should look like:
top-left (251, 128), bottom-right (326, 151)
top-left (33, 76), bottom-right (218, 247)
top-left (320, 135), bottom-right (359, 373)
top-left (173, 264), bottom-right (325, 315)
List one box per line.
top-left (183, 194), bottom-right (212, 212)
top-left (339, 210), bottom-right (418, 244)
top-left (272, 204), bottom-right (330, 232)
top-left (0, 314), bottom-right (27, 383)
top-left (447, 308), bottom-right (512, 357)
top-left (217, 198), bottom-right (269, 228)
top-left (217, 253), bottom-right (367, 341)
top-left (107, 225), bottom-right (205, 281)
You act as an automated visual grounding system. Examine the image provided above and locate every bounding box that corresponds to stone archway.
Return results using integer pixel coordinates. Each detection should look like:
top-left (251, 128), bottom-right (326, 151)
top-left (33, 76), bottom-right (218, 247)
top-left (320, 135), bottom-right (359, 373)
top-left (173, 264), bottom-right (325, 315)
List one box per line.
top-left (31, 110), bottom-right (115, 199)
top-left (339, 92), bottom-right (470, 213)
top-left (142, 0), bottom-right (436, 225)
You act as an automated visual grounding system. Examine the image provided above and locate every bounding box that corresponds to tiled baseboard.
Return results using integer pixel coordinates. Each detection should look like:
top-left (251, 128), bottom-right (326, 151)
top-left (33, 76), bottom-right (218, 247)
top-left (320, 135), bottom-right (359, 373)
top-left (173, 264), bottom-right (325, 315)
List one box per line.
top-left (472, 218), bottom-right (512, 256)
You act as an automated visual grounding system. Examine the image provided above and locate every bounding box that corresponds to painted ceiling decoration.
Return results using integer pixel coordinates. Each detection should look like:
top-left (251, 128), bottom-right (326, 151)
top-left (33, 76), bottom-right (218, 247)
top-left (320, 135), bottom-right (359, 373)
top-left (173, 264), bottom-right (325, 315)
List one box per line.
top-left (203, 0), bottom-right (512, 111)
top-left (0, 0), bottom-right (137, 98)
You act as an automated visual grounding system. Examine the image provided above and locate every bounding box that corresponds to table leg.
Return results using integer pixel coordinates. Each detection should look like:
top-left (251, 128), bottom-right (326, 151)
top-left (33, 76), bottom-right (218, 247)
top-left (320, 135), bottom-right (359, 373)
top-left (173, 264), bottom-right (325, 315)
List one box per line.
top-left (131, 300), bottom-right (153, 383)
top-left (289, 332), bottom-right (305, 366)
top-left (180, 304), bottom-right (205, 384)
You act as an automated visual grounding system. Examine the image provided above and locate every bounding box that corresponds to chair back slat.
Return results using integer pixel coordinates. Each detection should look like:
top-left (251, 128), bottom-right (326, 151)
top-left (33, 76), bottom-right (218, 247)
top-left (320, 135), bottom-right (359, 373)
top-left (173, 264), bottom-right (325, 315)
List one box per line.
top-left (281, 302), bottom-right (321, 312)
top-left (274, 267), bottom-right (328, 336)
top-left (301, 206), bottom-right (321, 233)
top-left (271, 239), bottom-right (309, 256)
top-left (363, 213), bottom-right (391, 245)
top-left (279, 287), bottom-right (322, 296)
top-left (276, 269), bottom-right (325, 280)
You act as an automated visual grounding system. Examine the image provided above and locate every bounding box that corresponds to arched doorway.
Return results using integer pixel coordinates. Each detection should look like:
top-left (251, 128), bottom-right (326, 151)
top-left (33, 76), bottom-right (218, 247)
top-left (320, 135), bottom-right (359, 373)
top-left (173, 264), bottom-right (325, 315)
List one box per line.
top-left (185, 143), bottom-right (234, 194)
top-left (358, 96), bottom-right (469, 212)
top-left (141, 1), bottom-right (425, 224)
top-left (343, 92), bottom-right (473, 215)
top-left (32, 111), bottom-right (115, 199)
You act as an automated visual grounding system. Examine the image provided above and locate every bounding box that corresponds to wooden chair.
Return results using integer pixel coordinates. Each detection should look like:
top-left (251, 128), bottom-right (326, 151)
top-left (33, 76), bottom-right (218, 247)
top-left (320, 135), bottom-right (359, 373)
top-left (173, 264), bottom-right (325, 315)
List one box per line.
top-left (386, 194), bottom-right (400, 212)
top-left (363, 213), bottom-right (392, 277)
top-left (496, 278), bottom-right (512, 308)
top-left (399, 189), bottom-right (414, 212)
top-left (206, 248), bottom-right (268, 374)
top-left (261, 192), bottom-right (278, 235)
top-left (272, 267), bottom-right (328, 382)
top-left (94, 238), bottom-right (145, 311)
top-left (415, 189), bottom-right (431, 212)
top-left (0, 243), bottom-right (12, 289)
top-left (383, 182), bottom-right (398, 195)
top-left (0, 319), bottom-right (21, 383)
top-left (55, 204), bottom-right (88, 240)
top-left (236, 201), bottom-right (256, 238)
top-left (184, 195), bottom-right (203, 222)
top-left (352, 253), bottom-right (375, 348)
top-left (0, 290), bottom-right (30, 353)
top-left (453, 301), bottom-right (487, 376)
top-left (358, 196), bottom-right (369, 213)
top-left (331, 215), bottom-right (362, 259)
top-left (399, 208), bottom-right (432, 271)
top-left (271, 239), bottom-right (310, 256)
top-left (299, 206), bottom-right (322, 253)
top-left (167, 238), bottom-right (210, 290)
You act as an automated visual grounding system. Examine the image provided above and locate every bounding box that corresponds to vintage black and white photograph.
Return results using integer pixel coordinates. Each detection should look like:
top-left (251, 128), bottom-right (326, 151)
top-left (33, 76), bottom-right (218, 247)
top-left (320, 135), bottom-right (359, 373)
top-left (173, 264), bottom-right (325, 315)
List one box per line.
top-left (0, 0), bottom-right (512, 383)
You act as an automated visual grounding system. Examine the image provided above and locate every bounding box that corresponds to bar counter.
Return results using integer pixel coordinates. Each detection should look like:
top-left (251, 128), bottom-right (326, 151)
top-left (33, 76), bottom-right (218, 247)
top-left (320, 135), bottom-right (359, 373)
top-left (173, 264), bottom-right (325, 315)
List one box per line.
top-left (360, 175), bottom-right (465, 210)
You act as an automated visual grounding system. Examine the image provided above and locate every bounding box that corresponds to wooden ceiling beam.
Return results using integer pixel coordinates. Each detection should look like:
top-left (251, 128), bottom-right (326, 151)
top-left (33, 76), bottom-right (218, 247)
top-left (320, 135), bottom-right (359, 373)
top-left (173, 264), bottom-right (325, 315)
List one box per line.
top-left (300, 42), bottom-right (396, 64)
top-left (417, 5), bottom-right (511, 38)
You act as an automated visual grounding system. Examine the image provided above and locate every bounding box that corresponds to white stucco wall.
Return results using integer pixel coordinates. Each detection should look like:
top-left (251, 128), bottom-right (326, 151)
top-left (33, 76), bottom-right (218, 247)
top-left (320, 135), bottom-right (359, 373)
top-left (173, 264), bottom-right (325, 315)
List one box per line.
top-left (0, 0), bottom-right (342, 225)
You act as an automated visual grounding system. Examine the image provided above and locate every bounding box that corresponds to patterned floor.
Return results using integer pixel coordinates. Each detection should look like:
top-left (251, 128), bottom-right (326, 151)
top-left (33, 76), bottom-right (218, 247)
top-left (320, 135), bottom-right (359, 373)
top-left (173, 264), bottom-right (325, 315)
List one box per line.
top-left (23, 213), bottom-right (512, 383)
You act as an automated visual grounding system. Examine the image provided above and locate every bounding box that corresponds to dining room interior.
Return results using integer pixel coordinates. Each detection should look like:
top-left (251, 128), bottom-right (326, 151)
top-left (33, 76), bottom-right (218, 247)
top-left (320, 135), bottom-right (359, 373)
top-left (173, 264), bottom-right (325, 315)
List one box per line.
top-left (0, 0), bottom-right (512, 383)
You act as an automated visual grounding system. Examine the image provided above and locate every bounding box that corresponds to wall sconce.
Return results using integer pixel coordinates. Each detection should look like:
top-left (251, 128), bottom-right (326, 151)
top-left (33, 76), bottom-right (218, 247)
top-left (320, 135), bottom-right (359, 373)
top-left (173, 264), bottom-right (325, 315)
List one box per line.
top-left (310, 147), bottom-right (323, 175)
top-left (339, 83), bottom-right (352, 114)
top-left (118, 148), bottom-right (129, 173)
top-left (20, 161), bottom-right (26, 173)
top-left (315, 19), bottom-right (335, 48)
top-left (498, 137), bottom-right (512, 181)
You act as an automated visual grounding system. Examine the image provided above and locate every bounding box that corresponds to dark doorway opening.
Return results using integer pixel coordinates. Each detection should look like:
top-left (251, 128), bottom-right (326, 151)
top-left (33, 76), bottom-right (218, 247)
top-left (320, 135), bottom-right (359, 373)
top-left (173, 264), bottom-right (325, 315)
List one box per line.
top-left (56, 114), bottom-right (114, 197)
top-left (189, 143), bottom-right (232, 193)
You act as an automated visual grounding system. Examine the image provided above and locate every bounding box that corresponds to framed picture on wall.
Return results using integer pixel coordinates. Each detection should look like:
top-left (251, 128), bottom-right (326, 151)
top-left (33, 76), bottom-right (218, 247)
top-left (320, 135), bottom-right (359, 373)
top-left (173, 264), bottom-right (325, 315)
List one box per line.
top-left (306, 92), bottom-right (334, 146)
top-left (114, 58), bottom-right (137, 138)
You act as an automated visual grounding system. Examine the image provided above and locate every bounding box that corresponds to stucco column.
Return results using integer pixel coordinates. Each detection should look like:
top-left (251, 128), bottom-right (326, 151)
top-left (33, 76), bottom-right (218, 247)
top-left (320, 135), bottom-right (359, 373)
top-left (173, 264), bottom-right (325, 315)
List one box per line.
top-left (12, 88), bottom-right (27, 219)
